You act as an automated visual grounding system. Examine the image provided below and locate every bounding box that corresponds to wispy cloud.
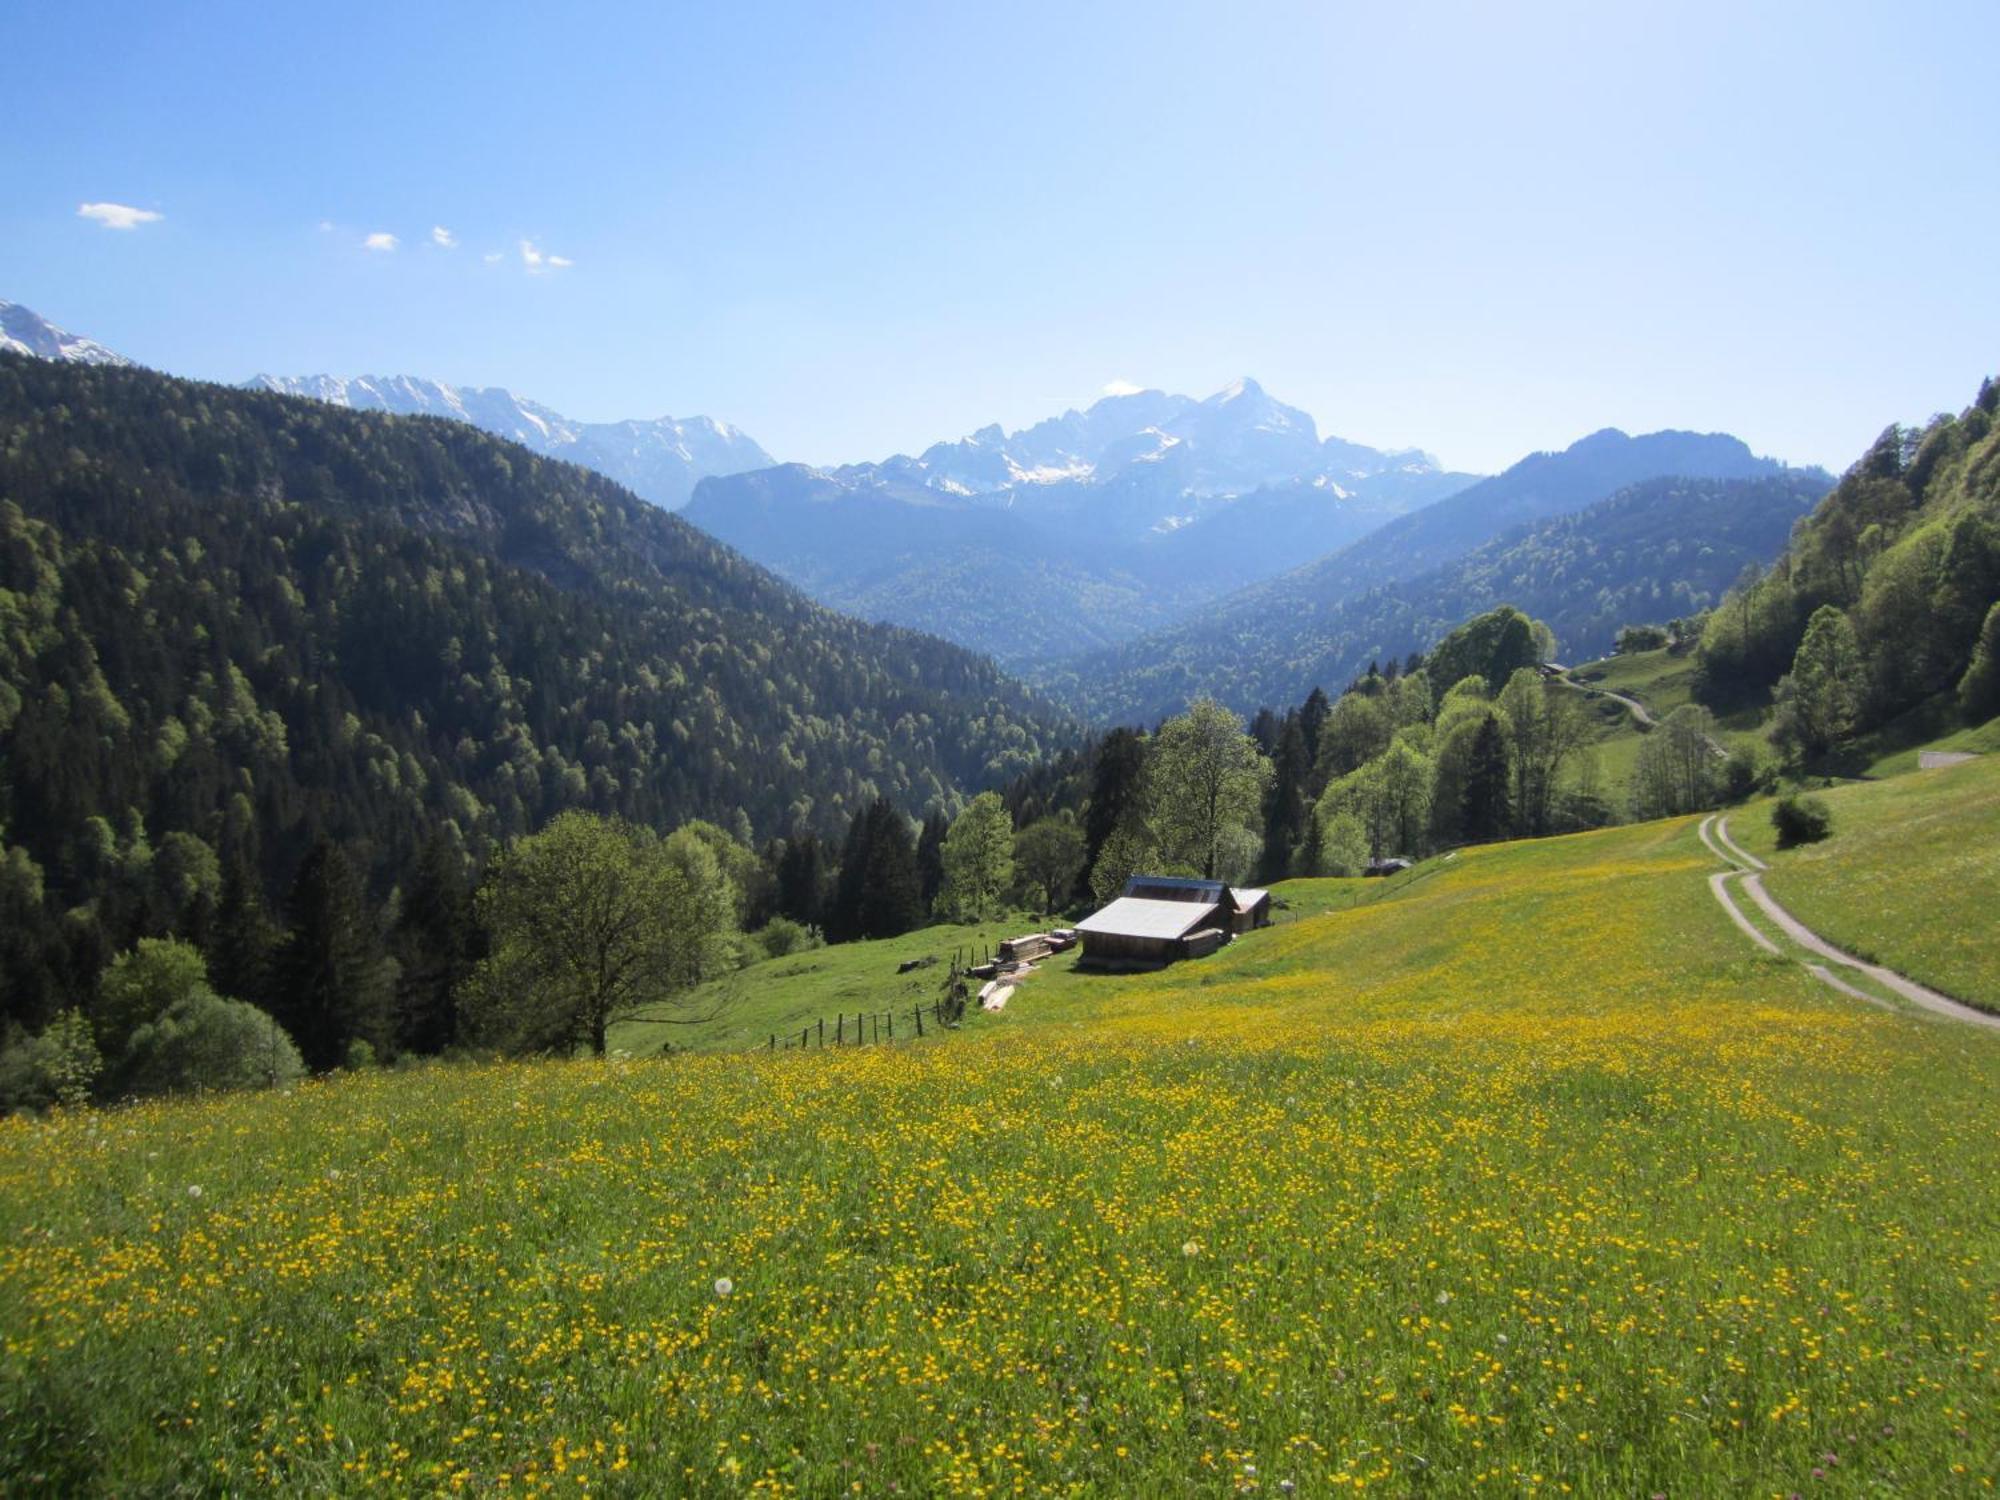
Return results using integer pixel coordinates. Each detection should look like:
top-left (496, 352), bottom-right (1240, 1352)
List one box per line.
top-left (363, 231), bottom-right (399, 252)
top-left (431, 225), bottom-right (457, 249)
top-left (1101, 379), bottom-right (1145, 397)
top-left (482, 251), bottom-right (503, 264)
top-left (78, 201), bottom-right (162, 231)
top-left (520, 239), bottom-right (573, 273)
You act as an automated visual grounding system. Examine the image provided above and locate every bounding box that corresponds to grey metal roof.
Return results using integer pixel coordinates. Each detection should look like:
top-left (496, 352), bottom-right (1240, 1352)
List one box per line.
top-left (1231, 887), bottom-right (1270, 908)
top-left (1075, 897), bottom-right (1222, 941)
top-left (1123, 874), bottom-right (1227, 898)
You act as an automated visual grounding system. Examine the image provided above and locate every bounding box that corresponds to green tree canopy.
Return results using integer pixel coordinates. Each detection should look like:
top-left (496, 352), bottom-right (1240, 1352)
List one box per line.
top-left (937, 792), bottom-right (1016, 921)
top-left (462, 812), bottom-right (732, 1057)
top-left (1013, 816), bottom-right (1086, 916)
top-left (1144, 700), bottom-right (1273, 881)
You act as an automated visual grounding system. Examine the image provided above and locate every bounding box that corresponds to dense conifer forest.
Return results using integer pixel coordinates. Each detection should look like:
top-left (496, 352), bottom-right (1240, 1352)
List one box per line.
top-left (0, 353), bottom-right (1067, 1036)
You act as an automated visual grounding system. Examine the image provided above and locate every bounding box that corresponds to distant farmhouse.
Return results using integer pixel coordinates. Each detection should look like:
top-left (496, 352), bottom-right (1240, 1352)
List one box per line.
top-left (1075, 875), bottom-right (1272, 971)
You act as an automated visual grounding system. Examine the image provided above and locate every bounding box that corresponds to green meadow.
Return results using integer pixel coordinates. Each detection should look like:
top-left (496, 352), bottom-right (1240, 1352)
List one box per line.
top-left (4, 756), bottom-right (1998, 1495)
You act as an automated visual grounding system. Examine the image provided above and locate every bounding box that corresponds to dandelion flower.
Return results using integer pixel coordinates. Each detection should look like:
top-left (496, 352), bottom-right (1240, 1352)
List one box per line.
top-left (186, 1184), bottom-right (203, 1198)
top-left (714, 1277), bottom-right (734, 1298)
top-left (1182, 1239), bottom-right (1202, 1257)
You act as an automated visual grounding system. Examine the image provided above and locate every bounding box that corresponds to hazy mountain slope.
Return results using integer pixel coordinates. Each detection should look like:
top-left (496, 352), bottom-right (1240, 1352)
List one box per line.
top-left (247, 372), bottom-right (772, 509)
top-left (0, 300), bottom-right (133, 367)
top-left (685, 379), bottom-right (1477, 663)
top-left (1042, 431), bottom-right (1820, 721)
top-left (0, 354), bottom-right (1068, 923)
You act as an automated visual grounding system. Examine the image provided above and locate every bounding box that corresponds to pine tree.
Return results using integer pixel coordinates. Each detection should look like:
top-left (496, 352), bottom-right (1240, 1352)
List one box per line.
top-left (272, 840), bottom-right (392, 1069)
top-left (1081, 728), bottom-right (1147, 878)
top-left (857, 801), bottom-right (926, 939)
top-left (915, 811), bottom-right (950, 913)
top-left (1259, 714), bottom-right (1311, 880)
top-left (390, 832), bottom-right (481, 1056)
top-left (1298, 687), bottom-right (1332, 768)
top-left (1461, 715), bottom-right (1513, 843)
top-left (207, 849), bottom-right (282, 1011)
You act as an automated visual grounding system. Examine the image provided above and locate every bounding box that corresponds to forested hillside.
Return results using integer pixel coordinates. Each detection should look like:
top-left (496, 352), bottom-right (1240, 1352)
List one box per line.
top-left (0, 354), bottom-right (1065, 1031)
top-left (1696, 376), bottom-right (2000, 750)
top-left (1043, 463), bottom-right (1825, 722)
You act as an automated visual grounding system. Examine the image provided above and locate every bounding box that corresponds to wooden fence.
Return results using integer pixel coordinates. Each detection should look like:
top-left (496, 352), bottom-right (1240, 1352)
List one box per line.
top-left (765, 977), bottom-right (974, 1054)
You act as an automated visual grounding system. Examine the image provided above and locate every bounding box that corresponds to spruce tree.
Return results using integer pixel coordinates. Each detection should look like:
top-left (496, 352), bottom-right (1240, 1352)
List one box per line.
top-left (390, 832), bottom-right (482, 1056)
top-left (915, 810), bottom-right (950, 913)
top-left (208, 849), bottom-right (282, 1011)
top-left (1461, 715), bottom-right (1513, 844)
top-left (857, 800), bottom-right (926, 939)
top-left (272, 840), bottom-right (391, 1069)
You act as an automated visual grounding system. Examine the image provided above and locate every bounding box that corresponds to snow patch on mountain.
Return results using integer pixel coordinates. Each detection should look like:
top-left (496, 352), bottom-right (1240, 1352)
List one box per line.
top-left (247, 373), bottom-right (772, 509)
top-left (0, 301), bottom-right (134, 368)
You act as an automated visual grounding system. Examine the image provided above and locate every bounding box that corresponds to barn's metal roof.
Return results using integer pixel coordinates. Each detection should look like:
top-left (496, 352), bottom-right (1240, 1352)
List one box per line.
top-left (1231, 887), bottom-right (1270, 909)
top-left (1123, 874), bottom-right (1227, 899)
top-left (1076, 897), bottom-right (1223, 941)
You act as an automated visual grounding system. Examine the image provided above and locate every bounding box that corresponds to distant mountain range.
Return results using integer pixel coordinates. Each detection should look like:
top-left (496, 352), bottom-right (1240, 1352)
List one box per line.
top-left (245, 373), bottom-right (773, 511)
top-left (0, 301), bottom-right (134, 367)
top-left (1039, 429), bottom-right (1831, 720)
top-left (4, 296), bottom-right (1837, 731)
top-left (685, 378), bottom-right (1480, 664)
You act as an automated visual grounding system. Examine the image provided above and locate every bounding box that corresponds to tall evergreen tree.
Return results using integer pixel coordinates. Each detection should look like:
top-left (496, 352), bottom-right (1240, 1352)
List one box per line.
top-left (1461, 715), bottom-right (1513, 843)
top-left (1081, 728), bottom-right (1147, 880)
top-left (390, 832), bottom-right (482, 1056)
top-left (773, 831), bottom-right (829, 930)
top-left (207, 849), bottom-right (282, 1012)
top-left (1260, 714), bottom-right (1311, 880)
top-left (857, 801), bottom-right (927, 940)
top-left (1298, 686), bottom-right (1332, 768)
top-left (271, 840), bottom-right (392, 1069)
top-left (915, 810), bottom-right (950, 913)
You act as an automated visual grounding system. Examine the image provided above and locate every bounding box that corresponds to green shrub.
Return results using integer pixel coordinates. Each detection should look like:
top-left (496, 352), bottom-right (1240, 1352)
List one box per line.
top-left (1772, 793), bottom-right (1834, 849)
top-left (96, 938), bottom-right (214, 1059)
top-left (0, 1011), bottom-right (103, 1111)
top-left (119, 994), bottom-right (305, 1096)
top-left (755, 916), bottom-right (819, 960)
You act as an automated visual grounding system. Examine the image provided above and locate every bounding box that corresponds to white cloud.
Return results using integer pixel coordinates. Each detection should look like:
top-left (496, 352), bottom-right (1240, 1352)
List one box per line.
top-left (1101, 379), bottom-right (1144, 397)
top-left (363, 231), bottom-right (399, 252)
top-left (431, 225), bottom-right (457, 249)
top-left (519, 239), bottom-right (573, 273)
top-left (482, 251), bottom-right (503, 263)
top-left (78, 201), bottom-right (162, 231)
top-left (318, 219), bottom-right (336, 233)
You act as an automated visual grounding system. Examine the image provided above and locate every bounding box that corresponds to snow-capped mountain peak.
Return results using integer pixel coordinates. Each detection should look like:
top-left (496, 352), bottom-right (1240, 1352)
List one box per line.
top-left (248, 372), bottom-right (772, 510)
top-left (0, 300), bottom-right (134, 368)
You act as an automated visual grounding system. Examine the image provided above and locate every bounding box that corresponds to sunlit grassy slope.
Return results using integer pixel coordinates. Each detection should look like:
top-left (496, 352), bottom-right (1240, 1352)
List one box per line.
top-left (4, 805), bottom-right (1998, 1494)
top-left (1728, 750), bottom-right (2000, 1011)
top-left (1566, 647), bottom-right (1769, 791)
top-left (618, 870), bottom-right (1432, 1056)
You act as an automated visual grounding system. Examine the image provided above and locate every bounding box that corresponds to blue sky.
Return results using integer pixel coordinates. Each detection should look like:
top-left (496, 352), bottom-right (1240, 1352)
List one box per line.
top-left (5, 0), bottom-right (1996, 474)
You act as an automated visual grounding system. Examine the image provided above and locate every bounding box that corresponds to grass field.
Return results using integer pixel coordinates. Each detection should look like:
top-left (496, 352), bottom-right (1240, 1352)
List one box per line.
top-left (618, 867), bottom-right (1443, 1057)
top-left (1564, 648), bottom-right (1770, 796)
top-left (1727, 752), bottom-right (2000, 1011)
top-left (4, 790), bottom-right (1997, 1495)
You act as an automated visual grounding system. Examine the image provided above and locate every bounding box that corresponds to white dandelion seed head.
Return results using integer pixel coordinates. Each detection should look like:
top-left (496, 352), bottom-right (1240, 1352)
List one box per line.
top-left (186, 1184), bottom-right (203, 1198)
top-left (714, 1277), bottom-right (734, 1298)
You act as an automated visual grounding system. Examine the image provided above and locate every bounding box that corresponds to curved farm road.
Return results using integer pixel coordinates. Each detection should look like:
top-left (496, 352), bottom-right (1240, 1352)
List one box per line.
top-left (1699, 813), bottom-right (2000, 1032)
top-left (1552, 664), bottom-right (1727, 758)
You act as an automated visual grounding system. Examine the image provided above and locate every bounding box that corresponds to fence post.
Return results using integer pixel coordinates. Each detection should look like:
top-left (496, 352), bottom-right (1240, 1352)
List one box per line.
top-left (768, 1034), bottom-right (775, 1051)
top-left (818, 1017), bottom-right (824, 1048)
top-left (836, 1014), bottom-right (844, 1046)
top-left (886, 1011), bottom-right (894, 1040)
top-left (801, 1026), bottom-right (808, 1049)
top-left (914, 1004), bottom-right (924, 1038)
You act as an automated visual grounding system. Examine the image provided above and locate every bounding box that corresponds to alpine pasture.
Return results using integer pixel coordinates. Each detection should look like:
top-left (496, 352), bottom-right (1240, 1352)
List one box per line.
top-left (3, 813), bottom-right (1997, 1495)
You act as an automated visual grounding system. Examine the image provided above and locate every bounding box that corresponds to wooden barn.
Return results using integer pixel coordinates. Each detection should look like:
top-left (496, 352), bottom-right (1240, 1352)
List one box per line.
top-left (1073, 875), bottom-right (1273, 970)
